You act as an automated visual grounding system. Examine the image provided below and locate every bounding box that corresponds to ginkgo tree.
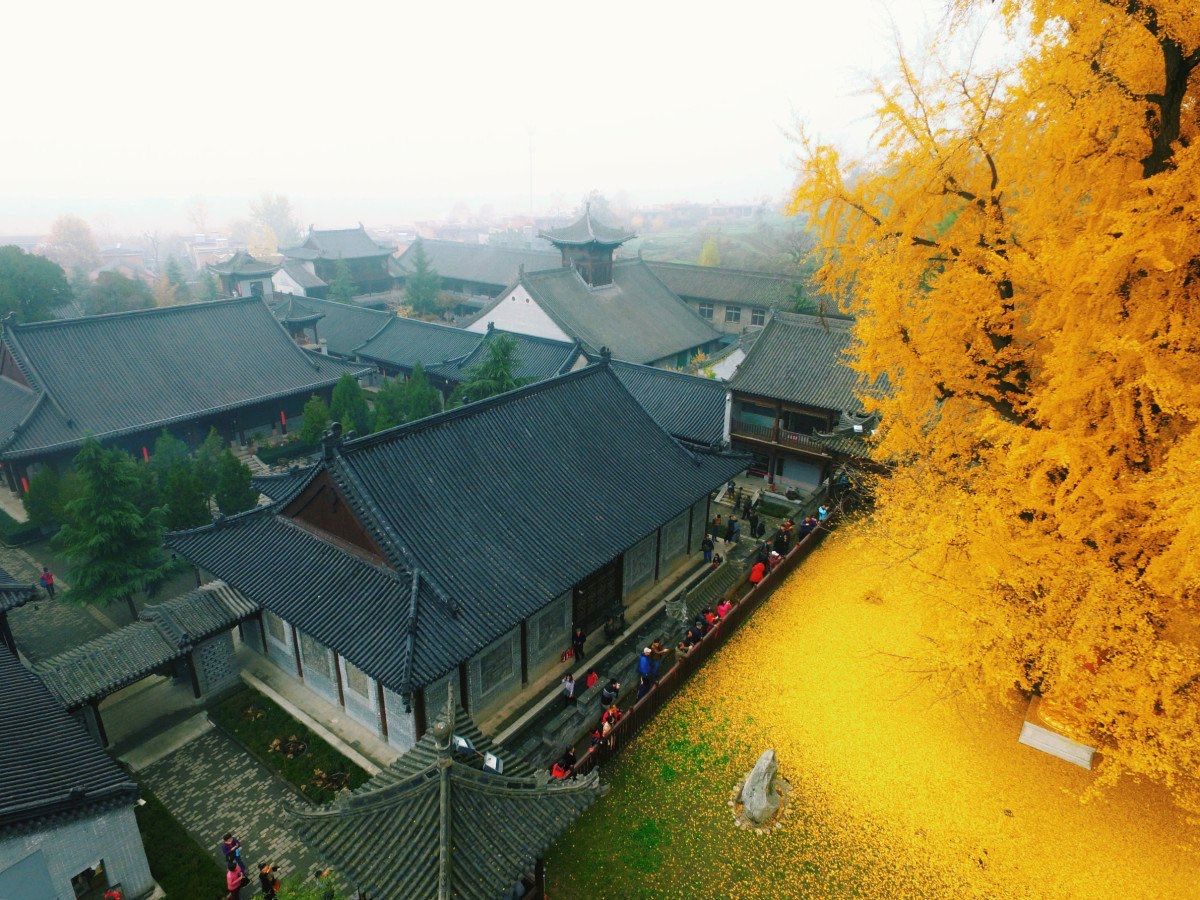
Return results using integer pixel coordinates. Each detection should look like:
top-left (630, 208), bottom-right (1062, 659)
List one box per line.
top-left (791, 0), bottom-right (1200, 806)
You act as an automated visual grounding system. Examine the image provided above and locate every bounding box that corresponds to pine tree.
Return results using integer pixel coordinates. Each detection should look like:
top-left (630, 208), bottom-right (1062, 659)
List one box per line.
top-left (373, 363), bottom-right (442, 431)
top-left (404, 239), bottom-right (441, 316)
top-left (53, 438), bottom-right (166, 618)
top-left (405, 362), bottom-right (442, 421)
top-left (330, 374), bottom-right (370, 437)
top-left (165, 256), bottom-right (192, 303)
top-left (193, 427), bottom-right (225, 496)
top-left (149, 430), bottom-right (190, 481)
top-left (448, 334), bottom-right (525, 407)
top-left (328, 260), bottom-right (356, 304)
top-left (162, 462), bottom-right (211, 531)
top-left (214, 451), bottom-right (258, 515)
top-left (299, 395), bottom-right (331, 444)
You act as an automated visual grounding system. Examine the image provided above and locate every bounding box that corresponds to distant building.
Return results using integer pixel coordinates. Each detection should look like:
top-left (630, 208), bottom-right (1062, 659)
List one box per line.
top-left (168, 363), bottom-right (744, 749)
top-left (276, 225), bottom-right (397, 298)
top-left (186, 233), bottom-right (237, 271)
top-left (208, 250), bottom-right (279, 298)
top-left (0, 297), bottom-right (369, 491)
top-left (644, 261), bottom-right (808, 335)
top-left (0, 646), bottom-right (154, 900)
top-left (727, 311), bottom-right (880, 491)
top-left (392, 239), bottom-right (559, 310)
top-left (467, 208), bottom-right (723, 368)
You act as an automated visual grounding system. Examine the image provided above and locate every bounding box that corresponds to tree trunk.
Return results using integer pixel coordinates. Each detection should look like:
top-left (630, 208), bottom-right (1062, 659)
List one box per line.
top-left (125, 594), bottom-right (138, 621)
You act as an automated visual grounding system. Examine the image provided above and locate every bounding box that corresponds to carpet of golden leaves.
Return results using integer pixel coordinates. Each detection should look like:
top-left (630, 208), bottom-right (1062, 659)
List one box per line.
top-left (547, 527), bottom-right (1198, 898)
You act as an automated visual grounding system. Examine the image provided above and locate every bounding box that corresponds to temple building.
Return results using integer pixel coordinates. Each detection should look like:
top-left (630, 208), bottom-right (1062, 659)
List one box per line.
top-left (167, 363), bottom-right (745, 752)
top-left (0, 647), bottom-right (154, 900)
top-left (275, 225), bottom-right (397, 298)
top-left (644, 260), bottom-right (809, 335)
top-left (268, 292), bottom-right (395, 358)
top-left (393, 239), bottom-right (559, 302)
top-left (0, 297), bottom-right (369, 492)
top-left (727, 311), bottom-right (880, 491)
top-left (467, 208), bottom-right (722, 368)
top-left (290, 689), bottom-right (603, 899)
top-left (207, 250), bottom-right (279, 298)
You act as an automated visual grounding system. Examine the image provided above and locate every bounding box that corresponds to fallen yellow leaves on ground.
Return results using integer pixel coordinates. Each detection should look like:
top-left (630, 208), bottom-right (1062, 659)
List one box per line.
top-left (547, 526), bottom-right (1199, 899)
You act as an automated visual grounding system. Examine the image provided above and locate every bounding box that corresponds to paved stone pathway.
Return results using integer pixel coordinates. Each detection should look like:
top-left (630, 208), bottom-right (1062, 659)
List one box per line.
top-left (140, 728), bottom-right (327, 892)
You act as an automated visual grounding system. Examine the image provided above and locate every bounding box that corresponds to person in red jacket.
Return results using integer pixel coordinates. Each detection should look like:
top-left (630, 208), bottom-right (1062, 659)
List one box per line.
top-left (749, 560), bottom-right (767, 585)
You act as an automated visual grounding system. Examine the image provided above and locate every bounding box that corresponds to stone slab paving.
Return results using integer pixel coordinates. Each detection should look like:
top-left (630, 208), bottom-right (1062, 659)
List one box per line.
top-left (139, 727), bottom-right (327, 893)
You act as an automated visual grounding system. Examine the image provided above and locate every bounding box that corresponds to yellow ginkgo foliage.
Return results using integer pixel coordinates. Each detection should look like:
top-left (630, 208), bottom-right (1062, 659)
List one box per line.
top-left (791, 0), bottom-right (1200, 807)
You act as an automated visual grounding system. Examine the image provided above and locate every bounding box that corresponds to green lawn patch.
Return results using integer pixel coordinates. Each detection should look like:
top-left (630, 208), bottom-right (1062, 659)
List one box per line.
top-left (134, 787), bottom-right (224, 899)
top-left (209, 685), bottom-right (371, 803)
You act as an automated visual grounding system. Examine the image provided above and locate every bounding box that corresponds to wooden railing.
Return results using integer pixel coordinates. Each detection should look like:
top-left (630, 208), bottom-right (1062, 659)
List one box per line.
top-left (777, 426), bottom-right (829, 455)
top-left (571, 508), bottom-right (839, 778)
top-left (730, 417), bottom-right (775, 442)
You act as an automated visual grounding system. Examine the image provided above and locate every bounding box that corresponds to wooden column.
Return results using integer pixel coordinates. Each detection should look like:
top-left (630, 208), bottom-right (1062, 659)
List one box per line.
top-left (686, 504), bottom-right (695, 554)
top-left (520, 620), bottom-right (529, 686)
top-left (653, 528), bottom-right (662, 582)
top-left (458, 662), bottom-right (470, 713)
top-left (376, 682), bottom-right (389, 739)
top-left (290, 624), bottom-right (304, 679)
top-left (257, 612), bottom-right (269, 655)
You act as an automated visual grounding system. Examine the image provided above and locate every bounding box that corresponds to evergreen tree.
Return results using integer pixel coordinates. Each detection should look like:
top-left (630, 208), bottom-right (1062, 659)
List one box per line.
top-left (162, 462), bottom-right (212, 530)
top-left (53, 438), bottom-right (166, 619)
top-left (214, 451), bottom-right (258, 515)
top-left (195, 271), bottom-right (220, 302)
top-left (327, 260), bottom-right (356, 303)
top-left (83, 272), bottom-right (154, 315)
top-left (372, 363), bottom-right (442, 431)
top-left (330, 374), bottom-right (370, 437)
top-left (149, 430), bottom-right (190, 481)
top-left (0, 246), bottom-right (72, 321)
top-left (165, 256), bottom-right (192, 303)
top-left (193, 427), bottom-right (225, 495)
top-left (404, 239), bottom-right (441, 315)
top-left (299, 395), bottom-right (331, 444)
top-left (405, 362), bottom-right (442, 421)
top-left (449, 334), bottom-right (524, 406)
top-left (23, 467), bottom-right (62, 530)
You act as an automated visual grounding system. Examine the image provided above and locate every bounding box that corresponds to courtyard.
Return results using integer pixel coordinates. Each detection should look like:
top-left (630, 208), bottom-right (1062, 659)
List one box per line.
top-left (546, 526), bottom-right (1200, 899)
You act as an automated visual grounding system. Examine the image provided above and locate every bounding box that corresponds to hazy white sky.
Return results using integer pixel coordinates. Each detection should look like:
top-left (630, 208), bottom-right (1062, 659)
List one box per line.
top-left (0, 0), bottom-right (987, 233)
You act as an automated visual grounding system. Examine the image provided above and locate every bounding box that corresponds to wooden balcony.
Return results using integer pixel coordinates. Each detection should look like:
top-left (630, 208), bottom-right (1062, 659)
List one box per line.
top-left (731, 418), bottom-right (831, 458)
top-left (730, 417), bottom-right (775, 442)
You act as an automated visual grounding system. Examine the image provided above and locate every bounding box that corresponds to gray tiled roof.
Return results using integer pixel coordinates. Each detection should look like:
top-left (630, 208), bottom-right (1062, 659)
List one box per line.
top-left (251, 465), bottom-right (316, 502)
top-left (605, 358), bottom-right (728, 447)
top-left (290, 697), bottom-right (602, 900)
top-left (730, 311), bottom-right (875, 413)
top-left (394, 240), bottom-right (559, 290)
top-left (0, 566), bottom-right (37, 614)
top-left (645, 260), bottom-right (805, 307)
top-left (0, 648), bottom-right (138, 835)
top-left (170, 365), bottom-right (746, 695)
top-left (33, 582), bottom-right (258, 709)
top-left (283, 226), bottom-right (393, 261)
top-left (268, 294), bottom-right (392, 357)
top-left (479, 259), bottom-right (720, 365)
top-left (540, 207), bottom-right (635, 246)
top-left (0, 297), bottom-right (370, 460)
top-left (353, 315), bottom-right (482, 373)
top-left (427, 328), bottom-right (583, 385)
top-left (208, 250), bottom-right (279, 278)
top-left (279, 261), bottom-right (328, 290)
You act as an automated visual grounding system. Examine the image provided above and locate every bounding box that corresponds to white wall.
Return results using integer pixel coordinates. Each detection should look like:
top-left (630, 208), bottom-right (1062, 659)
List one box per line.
top-left (466, 285), bottom-right (571, 342)
top-left (0, 806), bottom-right (153, 900)
top-left (710, 348), bottom-right (746, 381)
top-left (272, 269), bottom-right (307, 296)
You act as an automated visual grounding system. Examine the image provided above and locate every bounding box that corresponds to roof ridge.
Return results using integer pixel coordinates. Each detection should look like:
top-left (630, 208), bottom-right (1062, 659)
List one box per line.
top-left (645, 258), bottom-right (805, 281)
top-left (599, 365), bottom-right (710, 467)
top-left (630, 257), bottom-right (723, 337)
top-left (605, 355), bottom-right (724, 386)
top-left (342, 362), bottom-right (607, 451)
top-left (8, 294), bottom-right (259, 332)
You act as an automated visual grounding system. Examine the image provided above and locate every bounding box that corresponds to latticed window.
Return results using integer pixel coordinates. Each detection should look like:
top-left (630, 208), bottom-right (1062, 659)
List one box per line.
top-left (344, 659), bottom-right (372, 699)
top-left (626, 534), bottom-right (656, 588)
top-left (299, 632), bottom-right (333, 680)
top-left (725, 305), bottom-right (742, 323)
top-left (751, 307), bottom-right (766, 326)
top-left (535, 602), bottom-right (568, 651)
top-left (480, 640), bottom-right (514, 694)
top-left (663, 514), bottom-right (688, 559)
top-left (698, 302), bottom-right (714, 320)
